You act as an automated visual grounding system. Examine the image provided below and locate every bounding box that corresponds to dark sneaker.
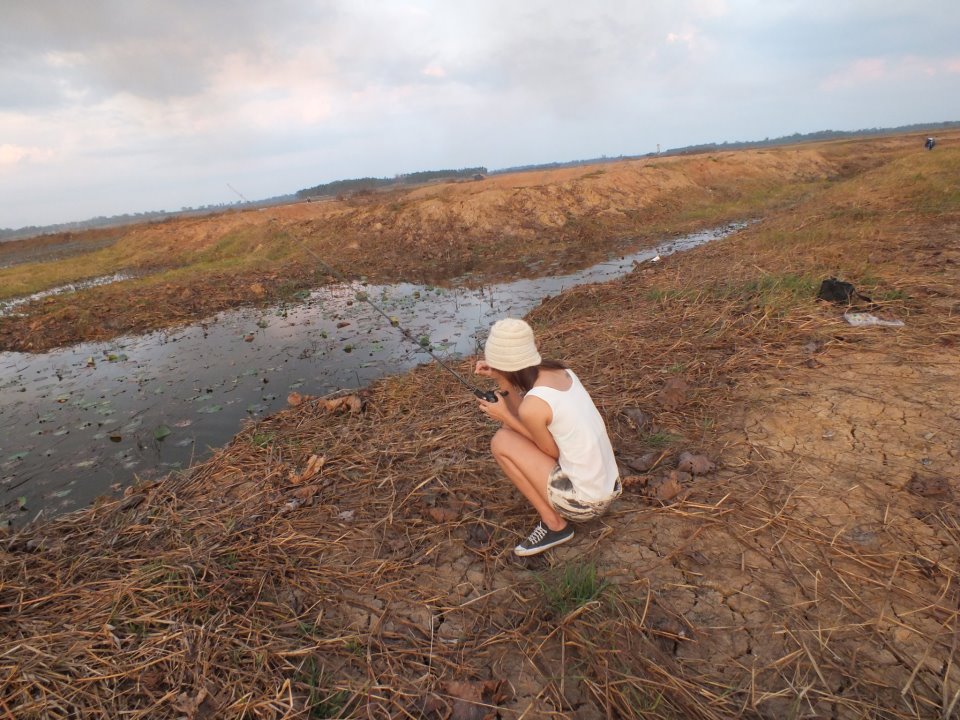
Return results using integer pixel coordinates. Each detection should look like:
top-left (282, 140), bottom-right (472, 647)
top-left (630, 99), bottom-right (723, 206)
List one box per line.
top-left (514, 521), bottom-right (575, 557)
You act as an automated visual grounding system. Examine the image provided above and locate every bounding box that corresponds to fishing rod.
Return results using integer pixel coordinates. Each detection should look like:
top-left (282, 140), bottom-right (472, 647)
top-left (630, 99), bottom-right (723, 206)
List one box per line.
top-left (280, 226), bottom-right (501, 403)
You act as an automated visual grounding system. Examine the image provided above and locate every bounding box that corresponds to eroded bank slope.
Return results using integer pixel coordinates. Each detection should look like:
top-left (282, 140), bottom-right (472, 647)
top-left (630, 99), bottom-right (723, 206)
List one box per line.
top-left (0, 137), bottom-right (917, 352)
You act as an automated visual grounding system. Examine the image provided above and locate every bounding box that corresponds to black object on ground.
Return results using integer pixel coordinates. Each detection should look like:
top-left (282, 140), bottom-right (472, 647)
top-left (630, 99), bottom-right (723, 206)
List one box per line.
top-left (817, 277), bottom-right (871, 304)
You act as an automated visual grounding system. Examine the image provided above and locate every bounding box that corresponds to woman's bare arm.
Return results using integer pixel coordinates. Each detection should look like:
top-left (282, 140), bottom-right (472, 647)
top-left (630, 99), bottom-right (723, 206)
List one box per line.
top-left (518, 396), bottom-right (560, 459)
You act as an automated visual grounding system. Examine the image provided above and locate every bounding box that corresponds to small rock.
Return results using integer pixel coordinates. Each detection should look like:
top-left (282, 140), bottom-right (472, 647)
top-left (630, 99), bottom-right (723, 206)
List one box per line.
top-left (621, 474), bottom-right (649, 491)
top-left (669, 469), bottom-right (692, 484)
top-left (657, 378), bottom-right (690, 409)
top-left (676, 452), bottom-right (716, 476)
top-left (287, 391), bottom-right (305, 406)
top-left (844, 525), bottom-right (881, 547)
top-left (624, 451), bottom-right (661, 473)
top-left (906, 474), bottom-right (952, 499)
top-left (567, 696), bottom-right (607, 720)
top-left (426, 505), bottom-right (459, 523)
top-left (649, 470), bottom-right (689, 501)
top-left (466, 523), bottom-right (494, 548)
top-left (623, 407), bottom-right (652, 430)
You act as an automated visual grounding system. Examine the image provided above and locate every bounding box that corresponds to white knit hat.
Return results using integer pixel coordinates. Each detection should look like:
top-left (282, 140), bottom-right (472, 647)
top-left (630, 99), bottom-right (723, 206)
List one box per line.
top-left (484, 318), bottom-right (542, 371)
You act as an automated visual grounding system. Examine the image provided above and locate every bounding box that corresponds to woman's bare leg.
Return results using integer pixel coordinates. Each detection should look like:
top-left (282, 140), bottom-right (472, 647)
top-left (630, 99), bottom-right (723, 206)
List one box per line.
top-left (490, 427), bottom-right (567, 531)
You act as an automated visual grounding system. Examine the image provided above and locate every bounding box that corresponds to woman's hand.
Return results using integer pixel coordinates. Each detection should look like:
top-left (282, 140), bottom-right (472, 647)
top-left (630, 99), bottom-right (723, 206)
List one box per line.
top-left (478, 396), bottom-right (512, 424)
top-left (475, 360), bottom-right (514, 413)
top-left (474, 360), bottom-right (494, 377)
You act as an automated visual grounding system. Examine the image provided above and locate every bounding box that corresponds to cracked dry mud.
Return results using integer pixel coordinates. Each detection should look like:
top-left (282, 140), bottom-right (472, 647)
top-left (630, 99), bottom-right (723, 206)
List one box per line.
top-left (308, 351), bottom-right (959, 718)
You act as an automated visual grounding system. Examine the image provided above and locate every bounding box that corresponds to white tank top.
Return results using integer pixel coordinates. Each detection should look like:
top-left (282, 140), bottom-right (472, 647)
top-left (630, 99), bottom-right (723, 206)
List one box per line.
top-left (525, 370), bottom-right (619, 500)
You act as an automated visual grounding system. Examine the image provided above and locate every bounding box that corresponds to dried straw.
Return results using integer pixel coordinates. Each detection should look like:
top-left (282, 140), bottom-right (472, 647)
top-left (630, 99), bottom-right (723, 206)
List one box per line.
top-left (2, 138), bottom-right (959, 718)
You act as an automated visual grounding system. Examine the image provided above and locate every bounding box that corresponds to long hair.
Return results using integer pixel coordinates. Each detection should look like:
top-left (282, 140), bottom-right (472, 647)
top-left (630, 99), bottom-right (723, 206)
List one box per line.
top-left (499, 359), bottom-right (567, 394)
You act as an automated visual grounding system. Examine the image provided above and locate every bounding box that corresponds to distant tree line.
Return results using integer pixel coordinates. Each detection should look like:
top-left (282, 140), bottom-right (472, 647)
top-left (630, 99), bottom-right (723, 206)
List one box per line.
top-left (492, 120), bottom-right (960, 175)
top-left (652, 120), bottom-right (960, 157)
top-left (5, 120), bottom-right (957, 242)
top-left (0, 209), bottom-right (178, 243)
top-left (0, 196), bottom-right (295, 243)
top-left (295, 167), bottom-right (487, 199)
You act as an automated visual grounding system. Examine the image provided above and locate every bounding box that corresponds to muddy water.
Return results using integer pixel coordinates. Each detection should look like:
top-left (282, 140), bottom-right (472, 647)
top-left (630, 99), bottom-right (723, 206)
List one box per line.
top-left (0, 224), bottom-right (743, 524)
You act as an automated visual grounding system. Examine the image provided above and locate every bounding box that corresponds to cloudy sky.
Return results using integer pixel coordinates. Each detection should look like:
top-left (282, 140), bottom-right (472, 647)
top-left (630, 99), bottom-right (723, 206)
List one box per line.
top-left (2, 1), bottom-right (958, 230)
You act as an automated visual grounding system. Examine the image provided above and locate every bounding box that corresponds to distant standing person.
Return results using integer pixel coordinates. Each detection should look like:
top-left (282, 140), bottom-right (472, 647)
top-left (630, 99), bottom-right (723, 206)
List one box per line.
top-left (925, 137), bottom-right (936, 150)
top-left (475, 318), bottom-right (621, 556)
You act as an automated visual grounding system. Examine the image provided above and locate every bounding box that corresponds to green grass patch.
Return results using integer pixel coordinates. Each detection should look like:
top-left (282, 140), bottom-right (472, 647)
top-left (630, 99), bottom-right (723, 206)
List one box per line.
top-left (251, 432), bottom-right (275, 448)
top-left (343, 637), bottom-right (365, 657)
top-left (191, 227), bottom-right (299, 268)
top-left (0, 246), bottom-right (132, 300)
top-left (858, 274), bottom-right (907, 302)
top-left (871, 287), bottom-right (908, 302)
top-left (624, 686), bottom-right (665, 713)
top-left (537, 562), bottom-right (608, 617)
top-left (665, 178), bottom-right (825, 227)
top-left (296, 656), bottom-right (353, 719)
top-left (644, 288), bottom-right (688, 303)
top-left (743, 273), bottom-right (816, 301)
top-left (640, 431), bottom-right (681, 449)
top-left (0, 224), bottom-right (308, 301)
top-left (711, 273), bottom-right (817, 313)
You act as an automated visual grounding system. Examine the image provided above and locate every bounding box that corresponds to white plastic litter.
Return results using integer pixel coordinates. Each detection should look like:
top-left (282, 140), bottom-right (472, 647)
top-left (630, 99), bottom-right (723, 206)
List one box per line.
top-left (843, 312), bottom-right (904, 327)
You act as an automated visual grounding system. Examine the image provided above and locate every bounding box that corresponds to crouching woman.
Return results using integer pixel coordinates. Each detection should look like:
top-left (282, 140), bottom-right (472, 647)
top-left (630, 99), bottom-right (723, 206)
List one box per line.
top-left (475, 318), bottom-right (621, 556)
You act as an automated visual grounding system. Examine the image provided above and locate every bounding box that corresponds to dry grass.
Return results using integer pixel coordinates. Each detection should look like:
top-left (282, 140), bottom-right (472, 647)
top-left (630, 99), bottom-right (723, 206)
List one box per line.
top-left (1, 133), bottom-right (959, 718)
top-left (0, 136), bottom-right (917, 352)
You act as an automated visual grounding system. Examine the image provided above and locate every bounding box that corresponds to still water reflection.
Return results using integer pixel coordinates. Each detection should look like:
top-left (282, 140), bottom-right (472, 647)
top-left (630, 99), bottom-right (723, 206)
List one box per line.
top-left (0, 224), bottom-right (743, 523)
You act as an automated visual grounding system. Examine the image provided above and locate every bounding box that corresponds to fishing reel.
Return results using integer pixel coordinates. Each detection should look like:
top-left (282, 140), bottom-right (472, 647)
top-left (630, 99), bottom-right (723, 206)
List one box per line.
top-left (474, 389), bottom-right (501, 403)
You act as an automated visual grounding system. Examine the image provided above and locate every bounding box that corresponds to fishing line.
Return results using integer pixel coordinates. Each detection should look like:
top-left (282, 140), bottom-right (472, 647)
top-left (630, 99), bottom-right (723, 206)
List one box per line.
top-left (280, 227), bottom-right (500, 402)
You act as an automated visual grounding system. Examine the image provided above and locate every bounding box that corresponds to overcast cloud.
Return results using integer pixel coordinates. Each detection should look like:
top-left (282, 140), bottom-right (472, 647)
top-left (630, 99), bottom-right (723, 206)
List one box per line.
top-left (2, 0), bottom-right (958, 229)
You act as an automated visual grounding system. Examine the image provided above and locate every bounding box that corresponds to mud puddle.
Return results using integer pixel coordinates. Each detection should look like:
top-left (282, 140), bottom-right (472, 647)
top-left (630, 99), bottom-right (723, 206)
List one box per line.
top-left (0, 224), bottom-right (744, 524)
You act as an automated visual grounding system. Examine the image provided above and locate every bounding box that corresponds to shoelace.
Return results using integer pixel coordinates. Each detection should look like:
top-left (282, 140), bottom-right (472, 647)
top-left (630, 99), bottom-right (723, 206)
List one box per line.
top-left (525, 524), bottom-right (548, 545)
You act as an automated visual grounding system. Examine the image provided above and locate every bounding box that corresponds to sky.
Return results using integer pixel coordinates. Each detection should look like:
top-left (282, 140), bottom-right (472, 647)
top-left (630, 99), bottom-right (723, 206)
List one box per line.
top-left (2, 0), bottom-right (959, 230)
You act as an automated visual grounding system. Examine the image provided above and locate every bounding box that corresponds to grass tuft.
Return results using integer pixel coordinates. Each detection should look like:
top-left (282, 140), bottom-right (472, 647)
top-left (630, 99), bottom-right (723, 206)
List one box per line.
top-left (537, 561), bottom-right (608, 617)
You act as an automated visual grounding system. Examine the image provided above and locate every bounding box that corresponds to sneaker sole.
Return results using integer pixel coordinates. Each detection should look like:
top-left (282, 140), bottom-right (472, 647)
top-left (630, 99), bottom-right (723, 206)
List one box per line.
top-left (513, 530), bottom-right (575, 557)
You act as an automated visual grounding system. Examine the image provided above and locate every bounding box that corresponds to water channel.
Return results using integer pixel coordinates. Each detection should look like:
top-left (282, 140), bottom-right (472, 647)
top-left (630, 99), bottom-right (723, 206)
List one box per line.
top-left (0, 224), bottom-right (744, 524)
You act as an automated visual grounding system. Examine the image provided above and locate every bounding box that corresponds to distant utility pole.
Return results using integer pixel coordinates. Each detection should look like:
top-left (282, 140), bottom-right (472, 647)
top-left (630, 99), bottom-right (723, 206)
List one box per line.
top-left (226, 183), bottom-right (249, 203)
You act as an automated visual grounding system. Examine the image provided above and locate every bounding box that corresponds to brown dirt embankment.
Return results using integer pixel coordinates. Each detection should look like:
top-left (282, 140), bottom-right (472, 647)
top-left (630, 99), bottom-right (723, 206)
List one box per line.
top-left (0, 141), bottom-right (863, 353)
top-left (2, 133), bottom-right (959, 718)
